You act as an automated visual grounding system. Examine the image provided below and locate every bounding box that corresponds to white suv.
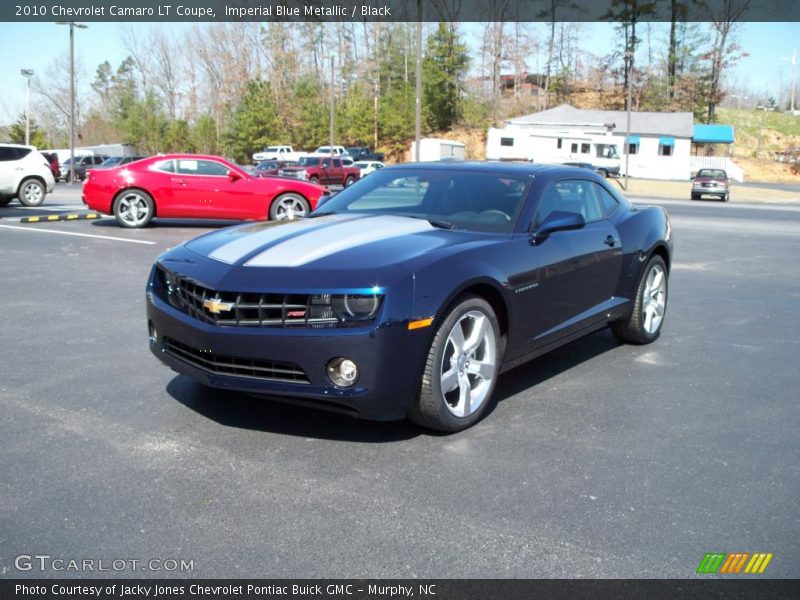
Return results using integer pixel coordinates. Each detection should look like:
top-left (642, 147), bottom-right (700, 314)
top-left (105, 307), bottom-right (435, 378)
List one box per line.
top-left (0, 144), bottom-right (55, 207)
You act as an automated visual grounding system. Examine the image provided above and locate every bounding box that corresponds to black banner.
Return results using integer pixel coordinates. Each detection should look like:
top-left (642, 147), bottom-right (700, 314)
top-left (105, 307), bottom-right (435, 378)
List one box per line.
top-left (2, 0), bottom-right (797, 23)
top-left (3, 580), bottom-right (800, 600)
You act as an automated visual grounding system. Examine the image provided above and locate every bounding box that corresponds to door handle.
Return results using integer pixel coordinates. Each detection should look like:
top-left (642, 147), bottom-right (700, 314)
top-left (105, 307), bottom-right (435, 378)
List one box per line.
top-left (170, 178), bottom-right (187, 186)
top-left (604, 235), bottom-right (618, 247)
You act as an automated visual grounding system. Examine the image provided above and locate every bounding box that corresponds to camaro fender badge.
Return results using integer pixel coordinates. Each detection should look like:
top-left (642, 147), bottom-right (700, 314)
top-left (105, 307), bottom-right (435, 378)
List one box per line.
top-left (514, 282), bottom-right (539, 294)
top-left (203, 297), bottom-right (235, 314)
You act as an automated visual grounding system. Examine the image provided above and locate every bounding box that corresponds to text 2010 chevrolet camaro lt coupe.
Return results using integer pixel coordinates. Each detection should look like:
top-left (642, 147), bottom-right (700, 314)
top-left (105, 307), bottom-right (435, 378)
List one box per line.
top-left (82, 154), bottom-right (327, 227)
top-left (146, 162), bottom-right (672, 432)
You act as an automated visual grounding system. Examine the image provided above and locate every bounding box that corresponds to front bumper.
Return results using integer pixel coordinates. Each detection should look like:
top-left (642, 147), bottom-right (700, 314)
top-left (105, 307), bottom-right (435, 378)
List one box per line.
top-left (693, 185), bottom-right (727, 196)
top-left (146, 291), bottom-right (430, 421)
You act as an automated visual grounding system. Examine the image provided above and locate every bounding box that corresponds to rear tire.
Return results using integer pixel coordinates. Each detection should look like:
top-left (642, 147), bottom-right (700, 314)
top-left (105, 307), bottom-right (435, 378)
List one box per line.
top-left (0, 196), bottom-right (13, 207)
top-left (612, 255), bottom-right (668, 345)
top-left (113, 189), bottom-right (154, 228)
top-left (409, 295), bottom-right (501, 432)
top-left (309, 175), bottom-right (320, 184)
top-left (344, 175), bottom-right (356, 187)
top-left (18, 179), bottom-right (46, 207)
top-left (722, 193), bottom-right (729, 202)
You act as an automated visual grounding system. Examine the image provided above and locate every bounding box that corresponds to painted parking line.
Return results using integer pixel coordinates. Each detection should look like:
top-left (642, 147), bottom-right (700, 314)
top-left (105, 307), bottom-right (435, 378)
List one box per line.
top-left (0, 223), bottom-right (157, 245)
top-left (21, 213), bottom-right (102, 223)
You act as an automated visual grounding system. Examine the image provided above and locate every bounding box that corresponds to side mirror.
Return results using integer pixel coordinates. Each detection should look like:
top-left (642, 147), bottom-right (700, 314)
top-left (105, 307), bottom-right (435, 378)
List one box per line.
top-left (530, 211), bottom-right (586, 245)
top-left (227, 169), bottom-right (242, 182)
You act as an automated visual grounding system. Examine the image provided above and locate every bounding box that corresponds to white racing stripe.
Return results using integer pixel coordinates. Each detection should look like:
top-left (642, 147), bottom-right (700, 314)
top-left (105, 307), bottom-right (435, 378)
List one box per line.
top-left (208, 216), bottom-right (353, 264)
top-left (0, 223), bottom-right (157, 245)
top-left (245, 215), bottom-right (433, 267)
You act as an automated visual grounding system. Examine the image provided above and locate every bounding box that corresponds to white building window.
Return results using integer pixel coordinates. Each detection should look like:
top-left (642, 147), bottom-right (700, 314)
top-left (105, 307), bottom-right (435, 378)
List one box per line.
top-left (658, 137), bottom-right (675, 156)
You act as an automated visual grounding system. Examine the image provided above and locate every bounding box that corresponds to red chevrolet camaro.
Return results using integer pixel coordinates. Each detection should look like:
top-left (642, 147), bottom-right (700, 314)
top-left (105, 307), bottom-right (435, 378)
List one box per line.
top-left (82, 154), bottom-right (328, 228)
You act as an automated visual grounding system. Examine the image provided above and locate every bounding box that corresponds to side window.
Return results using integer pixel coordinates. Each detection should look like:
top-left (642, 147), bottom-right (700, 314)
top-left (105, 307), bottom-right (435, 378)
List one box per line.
top-left (154, 159), bottom-right (175, 173)
top-left (594, 183), bottom-right (620, 216)
top-left (0, 147), bottom-right (19, 161)
top-left (570, 143), bottom-right (578, 153)
top-left (322, 159), bottom-right (331, 168)
top-left (581, 143), bottom-right (590, 154)
top-left (500, 137), bottom-right (514, 147)
top-left (177, 159), bottom-right (229, 176)
top-left (534, 180), bottom-right (604, 227)
top-left (332, 159), bottom-right (341, 168)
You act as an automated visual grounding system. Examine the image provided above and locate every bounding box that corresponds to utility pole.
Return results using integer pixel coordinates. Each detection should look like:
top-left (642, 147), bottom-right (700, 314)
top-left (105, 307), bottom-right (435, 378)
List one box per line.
top-left (414, 1), bottom-right (422, 162)
top-left (56, 21), bottom-right (88, 184)
top-left (20, 69), bottom-right (34, 145)
top-left (791, 49), bottom-right (797, 113)
top-left (624, 51), bottom-right (633, 191)
top-left (329, 55), bottom-right (335, 158)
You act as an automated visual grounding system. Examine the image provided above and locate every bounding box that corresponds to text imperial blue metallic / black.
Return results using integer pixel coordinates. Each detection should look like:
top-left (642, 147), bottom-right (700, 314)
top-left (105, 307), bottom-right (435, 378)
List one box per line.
top-left (147, 162), bottom-right (673, 432)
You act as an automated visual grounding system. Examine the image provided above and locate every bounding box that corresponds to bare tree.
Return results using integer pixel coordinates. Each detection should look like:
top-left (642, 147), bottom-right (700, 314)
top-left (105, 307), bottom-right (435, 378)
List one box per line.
top-left (704, 0), bottom-right (752, 122)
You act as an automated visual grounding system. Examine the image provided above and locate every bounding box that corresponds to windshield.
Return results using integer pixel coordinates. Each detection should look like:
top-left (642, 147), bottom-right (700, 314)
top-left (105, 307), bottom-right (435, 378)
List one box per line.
top-left (297, 157), bottom-right (321, 166)
top-left (596, 144), bottom-right (619, 159)
top-left (697, 169), bottom-right (727, 178)
top-left (257, 161), bottom-right (279, 169)
top-left (313, 168), bottom-right (531, 233)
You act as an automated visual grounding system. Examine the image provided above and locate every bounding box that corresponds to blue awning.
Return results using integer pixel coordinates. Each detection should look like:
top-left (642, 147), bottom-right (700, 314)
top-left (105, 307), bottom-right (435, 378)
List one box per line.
top-left (626, 135), bottom-right (640, 145)
top-left (693, 124), bottom-right (735, 144)
top-left (659, 136), bottom-right (675, 147)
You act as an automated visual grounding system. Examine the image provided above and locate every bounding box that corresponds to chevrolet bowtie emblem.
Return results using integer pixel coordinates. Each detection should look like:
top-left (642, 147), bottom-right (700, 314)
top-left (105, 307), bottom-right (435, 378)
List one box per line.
top-left (203, 298), bottom-right (235, 314)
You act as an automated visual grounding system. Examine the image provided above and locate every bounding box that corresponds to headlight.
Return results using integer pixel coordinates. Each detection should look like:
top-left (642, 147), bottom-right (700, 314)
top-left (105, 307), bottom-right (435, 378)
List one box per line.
top-left (310, 293), bottom-right (383, 324)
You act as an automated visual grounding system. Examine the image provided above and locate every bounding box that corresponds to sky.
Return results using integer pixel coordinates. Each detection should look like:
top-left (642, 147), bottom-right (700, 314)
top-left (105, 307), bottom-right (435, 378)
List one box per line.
top-left (0, 21), bottom-right (798, 125)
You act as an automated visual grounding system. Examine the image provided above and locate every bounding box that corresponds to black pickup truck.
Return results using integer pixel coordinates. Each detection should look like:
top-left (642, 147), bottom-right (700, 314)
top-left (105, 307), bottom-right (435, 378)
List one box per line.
top-left (346, 146), bottom-right (385, 162)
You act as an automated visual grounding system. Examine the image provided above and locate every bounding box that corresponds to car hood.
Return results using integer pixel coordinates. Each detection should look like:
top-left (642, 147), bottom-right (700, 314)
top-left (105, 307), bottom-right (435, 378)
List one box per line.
top-left (183, 214), bottom-right (498, 274)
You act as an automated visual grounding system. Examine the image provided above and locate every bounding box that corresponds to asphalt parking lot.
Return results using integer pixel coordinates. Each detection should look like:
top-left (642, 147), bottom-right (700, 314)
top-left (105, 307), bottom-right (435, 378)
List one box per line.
top-left (1, 184), bottom-right (798, 578)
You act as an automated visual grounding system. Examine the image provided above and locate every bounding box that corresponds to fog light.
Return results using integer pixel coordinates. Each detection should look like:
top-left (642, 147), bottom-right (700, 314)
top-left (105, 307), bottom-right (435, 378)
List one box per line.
top-left (327, 357), bottom-right (359, 387)
top-left (148, 321), bottom-right (158, 344)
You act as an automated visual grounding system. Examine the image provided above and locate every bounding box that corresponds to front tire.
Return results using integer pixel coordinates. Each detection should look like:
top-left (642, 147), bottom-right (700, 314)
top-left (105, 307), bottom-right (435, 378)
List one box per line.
top-left (409, 295), bottom-right (501, 432)
top-left (113, 189), bottom-right (154, 228)
top-left (612, 255), bottom-right (668, 344)
top-left (18, 179), bottom-right (46, 207)
top-left (269, 193), bottom-right (310, 221)
top-left (344, 175), bottom-right (356, 187)
top-left (691, 193), bottom-right (700, 200)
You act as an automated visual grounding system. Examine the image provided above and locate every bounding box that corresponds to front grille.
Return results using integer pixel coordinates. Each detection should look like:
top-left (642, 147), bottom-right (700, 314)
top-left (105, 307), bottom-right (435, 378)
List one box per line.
top-left (156, 267), bottom-right (339, 328)
top-left (279, 170), bottom-right (301, 178)
top-left (164, 337), bottom-right (310, 384)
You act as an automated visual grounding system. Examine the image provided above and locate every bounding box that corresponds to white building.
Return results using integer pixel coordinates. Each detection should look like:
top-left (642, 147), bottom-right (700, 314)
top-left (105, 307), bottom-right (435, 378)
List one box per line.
top-left (487, 104), bottom-right (695, 180)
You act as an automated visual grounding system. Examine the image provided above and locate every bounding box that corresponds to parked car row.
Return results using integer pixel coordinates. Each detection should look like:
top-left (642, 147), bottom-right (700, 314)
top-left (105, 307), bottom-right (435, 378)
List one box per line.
top-left (250, 144), bottom-right (384, 165)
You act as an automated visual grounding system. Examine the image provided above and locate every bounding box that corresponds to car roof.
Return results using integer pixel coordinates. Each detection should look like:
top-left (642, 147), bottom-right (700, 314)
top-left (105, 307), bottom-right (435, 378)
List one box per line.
top-left (0, 143), bottom-right (35, 150)
top-left (387, 160), bottom-right (603, 179)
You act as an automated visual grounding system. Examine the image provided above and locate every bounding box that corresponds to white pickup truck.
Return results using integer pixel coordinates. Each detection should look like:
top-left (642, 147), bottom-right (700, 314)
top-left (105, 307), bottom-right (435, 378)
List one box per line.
top-left (252, 145), bottom-right (304, 163)
top-left (309, 145), bottom-right (349, 157)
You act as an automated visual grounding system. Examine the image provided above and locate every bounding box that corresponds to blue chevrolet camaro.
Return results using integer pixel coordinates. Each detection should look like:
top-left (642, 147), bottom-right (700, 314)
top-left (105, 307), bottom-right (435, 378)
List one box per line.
top-left (147, 162), bottom-right (672, 432)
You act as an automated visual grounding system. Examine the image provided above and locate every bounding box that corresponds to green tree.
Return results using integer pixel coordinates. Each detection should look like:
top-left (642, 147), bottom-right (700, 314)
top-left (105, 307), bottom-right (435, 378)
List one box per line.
top-left (423, 23), bottom-right (470, 131)
top-left (8, 113), bottom-right (48, 148)
top-left (192, 114), bottom-right (219, 155)
top-left (224, 80), bottom-right (281, 163)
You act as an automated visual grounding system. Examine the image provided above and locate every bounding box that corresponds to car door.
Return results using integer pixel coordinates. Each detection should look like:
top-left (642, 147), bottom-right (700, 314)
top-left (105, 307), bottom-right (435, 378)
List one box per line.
top-left (169, 158), bottom-right (236, 218)
top-left (521, 178), bottom-right (623, 346)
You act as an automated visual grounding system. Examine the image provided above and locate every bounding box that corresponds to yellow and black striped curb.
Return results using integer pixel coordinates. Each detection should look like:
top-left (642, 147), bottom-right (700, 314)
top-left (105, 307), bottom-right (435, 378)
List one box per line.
top-left (20, 213), bottom-right (102, 223)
